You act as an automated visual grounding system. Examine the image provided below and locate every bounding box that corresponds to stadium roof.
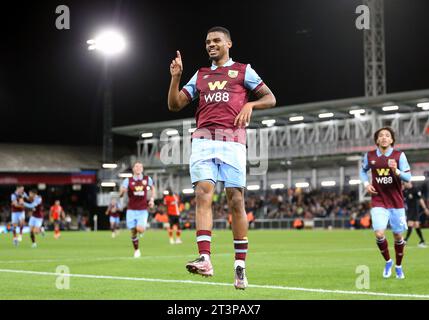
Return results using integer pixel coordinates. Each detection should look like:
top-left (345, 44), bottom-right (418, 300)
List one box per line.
top-left (0, 144), bottom-right (102, 172)
top-left (112, 89), bottom-right (429, 138)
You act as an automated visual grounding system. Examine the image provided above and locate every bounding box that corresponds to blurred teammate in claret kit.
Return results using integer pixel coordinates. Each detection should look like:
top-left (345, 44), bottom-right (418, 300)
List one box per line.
top-left (168, 26), bottom-right (276, 289)
top-left (24, 189), bottom-right (44, 248)
top-left (105, 198), bottom-right (122, 238)
top-left (360, 127), bottom-right (412, 280)
top-left (119, 161), bottom-right (155, 258)
top-left (10, 185), bottom-right (28, 246)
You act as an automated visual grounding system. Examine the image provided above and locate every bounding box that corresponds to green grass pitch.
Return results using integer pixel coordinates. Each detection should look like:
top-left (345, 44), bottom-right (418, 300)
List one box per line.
top-left (0, 229), bottom-right (428, 300)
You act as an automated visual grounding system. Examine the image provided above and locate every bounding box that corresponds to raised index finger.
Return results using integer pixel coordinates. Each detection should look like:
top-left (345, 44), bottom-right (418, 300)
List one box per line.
top-left (176, 50), bottom-right (181, 59)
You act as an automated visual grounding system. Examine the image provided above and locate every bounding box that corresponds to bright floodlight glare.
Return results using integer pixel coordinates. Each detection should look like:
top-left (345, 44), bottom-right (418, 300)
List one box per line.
top-left (87, 30), bottom-right (126, 55)
top-left (349, 179), bottom-right (362, 185)
top-left (166, 129), bottom-right (179, 136)
top-left (411, 176), bottom-right (426, 182)
top-left (270, 183), bottom-right (285, 189)
top-left (417, 102), bottom-right (429, 108)
top-left (318, 112), bottom-right (334, 118)
top-left (102, 163), bottom-right (118, 169)
top-left (382, 105), bottom-right (399, 112)
top-left (289, 116), bottom-right (304, 122)
top-left (295, 182), bottom-right (309, 188)
top-left (101, 182), bottom-right (116, 187)
top-left (321, 181), bottom-right (336, 187)
top-left (247, 185), bottom-right (260, 191)
top-left (349, 109), bottom-right (365, 115)
top-left (182, 188), bottom-right (194, 194)
top-left (118, 173), bottom-right (132, 178)
top-left (261, 119), bottom-right (276, 126)
top-left (141, 132), bottom-right (153, 138)
top-left (163, 190), bottom-right (169, 195)
top-left (417, 102), bottom-right (429, 110)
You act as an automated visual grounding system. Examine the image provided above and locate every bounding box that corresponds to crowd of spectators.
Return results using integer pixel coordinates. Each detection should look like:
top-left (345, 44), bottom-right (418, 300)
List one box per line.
top-left (149, 188), bottom-right (379, 229)
top-left (2, 186), bottom-right (428, 230)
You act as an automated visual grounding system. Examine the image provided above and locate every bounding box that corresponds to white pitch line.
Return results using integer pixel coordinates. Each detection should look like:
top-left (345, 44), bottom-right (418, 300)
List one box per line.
top-left (0, 268), bottom-right (428, 299)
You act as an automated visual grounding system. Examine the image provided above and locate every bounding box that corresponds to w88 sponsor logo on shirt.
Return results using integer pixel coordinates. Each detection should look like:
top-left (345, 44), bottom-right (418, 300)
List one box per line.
top-left (375, 176), bottom-right (393, 185)
top-left (375, 168), bottom-right (393, 184)
top-left (204, 91), bottom-right (230, 103)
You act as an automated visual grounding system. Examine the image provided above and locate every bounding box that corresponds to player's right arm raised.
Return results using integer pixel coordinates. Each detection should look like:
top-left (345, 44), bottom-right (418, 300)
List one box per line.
top-left (168, 50), bottom-right (190, 112)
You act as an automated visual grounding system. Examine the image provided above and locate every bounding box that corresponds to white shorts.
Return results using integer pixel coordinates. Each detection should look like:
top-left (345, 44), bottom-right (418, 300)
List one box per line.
top-left (190, 138), bottom-right (246, 188)
top-left (29, 217), bottom-right (43, 228)
top-left (12, 212), bottom-right (25, 224)
top-left (371, 207), bottom-right (407, 234)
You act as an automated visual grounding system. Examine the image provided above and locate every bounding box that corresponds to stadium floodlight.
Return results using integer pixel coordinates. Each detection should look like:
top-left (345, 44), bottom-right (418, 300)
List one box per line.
top-left (247, 185), bottom-right (260, 191)
top-left (318, 112), bottom-right (334, 119)
top-left (417, 102), bottom-right (429, 108)
top-left (188, 128), bottom-right (196, 133)
top-left (101, 182), bottom-right (116, 187)
top-left (261, 119), bottom-right (276, 127)
top-left (349, 109), bottom-right (365, 116)
top-left (411, 176), bottom-right (426, 182)
top-left (289, 116), bottom-right (304, 122)
top-left (87, 30), bottom-right (126, 56)
top-left (349, 179), bottom-right (362, 185)
top-left (295, 182), bottom-right (309, 188)
top-left (141, 132), bottom-right (153, 138)
top-left (321, 180), bottom-right (336, 187)
top-left (417, 102), bottom-right (429, 110)
top-left (382, 105), bottom-right (399, 112)
top-left (38, 183), bottom-right (46, 190)
top-left (102, 163), bottom-right (118, 169)
top-left (182, 188), bottom-right (194, 194)
top-left (118, 173), bottom-right (132, 178)
top-left (270, 183), bottom-right (285, 189)
top-left (166, 129), bottom-right (179, 136)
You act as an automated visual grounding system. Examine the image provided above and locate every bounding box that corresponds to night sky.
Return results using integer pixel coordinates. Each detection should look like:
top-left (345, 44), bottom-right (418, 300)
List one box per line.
top-left (0, 0), bottom-right (428, 148)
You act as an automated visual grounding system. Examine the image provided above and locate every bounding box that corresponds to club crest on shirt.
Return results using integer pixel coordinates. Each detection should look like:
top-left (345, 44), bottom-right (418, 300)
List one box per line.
top-left (203, 75), bottom-right (209, 79)
top-left (143, 180), bottom-right (147, 185)
top-left (228, 70), bottom-right (238, 78)
top-left (370, 160), bottom-right (376, 165)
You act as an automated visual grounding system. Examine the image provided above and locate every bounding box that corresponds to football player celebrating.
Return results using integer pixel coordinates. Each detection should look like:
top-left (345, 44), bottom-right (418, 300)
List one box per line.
top-left (168, 26), bottom-right (276, 289)
top-left (360, 127), bottom-right (411, 279)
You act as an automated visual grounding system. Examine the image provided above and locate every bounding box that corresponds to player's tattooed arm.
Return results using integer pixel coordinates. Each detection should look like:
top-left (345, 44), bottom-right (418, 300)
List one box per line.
top-left (234, 84), bottom-right (276, 128)
top-left (252, 84), bottom-right (276, 110)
